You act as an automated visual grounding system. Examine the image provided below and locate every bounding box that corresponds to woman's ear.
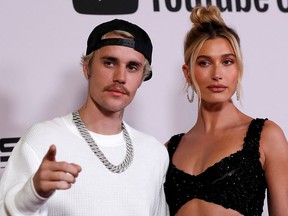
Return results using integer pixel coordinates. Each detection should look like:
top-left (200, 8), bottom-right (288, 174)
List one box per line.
top-left (182, 64), bottom-right (192, 84)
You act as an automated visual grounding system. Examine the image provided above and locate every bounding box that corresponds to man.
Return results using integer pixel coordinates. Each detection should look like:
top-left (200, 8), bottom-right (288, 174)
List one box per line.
top-left (0, 19), bottom-right (169, 215)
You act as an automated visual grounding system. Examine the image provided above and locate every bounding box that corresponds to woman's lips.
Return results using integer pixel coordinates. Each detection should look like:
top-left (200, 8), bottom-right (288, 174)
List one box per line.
top-left (207, 85), bottom-right (227, 92)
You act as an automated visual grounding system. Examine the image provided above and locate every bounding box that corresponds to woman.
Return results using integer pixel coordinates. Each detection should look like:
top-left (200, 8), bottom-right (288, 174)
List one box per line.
top-left (164, 5), bottom-right (288, 216)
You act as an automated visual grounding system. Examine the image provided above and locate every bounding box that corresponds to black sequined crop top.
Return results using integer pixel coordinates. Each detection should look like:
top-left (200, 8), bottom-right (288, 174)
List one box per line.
top-left (164, 119), bottom-right (267, 216)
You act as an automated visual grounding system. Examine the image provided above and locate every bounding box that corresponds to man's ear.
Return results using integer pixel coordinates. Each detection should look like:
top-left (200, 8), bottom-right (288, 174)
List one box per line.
top-left (83, 65), bottom-right (91, 79)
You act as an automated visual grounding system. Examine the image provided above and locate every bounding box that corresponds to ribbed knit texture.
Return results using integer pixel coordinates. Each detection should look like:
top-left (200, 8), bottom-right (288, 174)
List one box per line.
top-left (0, 113), bottom-right (169, 216)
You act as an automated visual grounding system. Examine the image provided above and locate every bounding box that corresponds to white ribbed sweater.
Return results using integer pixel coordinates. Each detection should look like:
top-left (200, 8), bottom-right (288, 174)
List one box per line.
top-left (0, 113), bottom-right (169, 216)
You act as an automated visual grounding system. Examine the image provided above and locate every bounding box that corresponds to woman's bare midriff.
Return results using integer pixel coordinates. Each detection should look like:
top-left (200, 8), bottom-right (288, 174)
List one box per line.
top-left (175, 199), bottom-right (243, 216)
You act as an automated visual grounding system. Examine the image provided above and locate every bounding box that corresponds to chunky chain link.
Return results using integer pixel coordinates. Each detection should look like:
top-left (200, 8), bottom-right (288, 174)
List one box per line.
top-left (72, 111), bottom-right (133, 173)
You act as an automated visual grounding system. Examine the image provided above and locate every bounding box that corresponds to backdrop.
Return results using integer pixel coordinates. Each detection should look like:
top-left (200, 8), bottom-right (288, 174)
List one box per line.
top-left (1, 1), bottom-right (288, 215)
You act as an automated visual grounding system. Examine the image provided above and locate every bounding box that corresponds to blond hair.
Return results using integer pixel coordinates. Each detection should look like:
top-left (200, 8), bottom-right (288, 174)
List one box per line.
top-left (184, 5), bottom-right (243, 102)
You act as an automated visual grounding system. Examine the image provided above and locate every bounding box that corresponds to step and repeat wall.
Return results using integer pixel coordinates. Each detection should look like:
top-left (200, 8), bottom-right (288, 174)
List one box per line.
top-left (1, 1), bottom-right (288, 214)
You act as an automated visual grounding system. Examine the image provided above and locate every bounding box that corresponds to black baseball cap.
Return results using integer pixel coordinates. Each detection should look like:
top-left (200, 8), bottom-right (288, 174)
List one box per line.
top-left (86, 19), bottom-right (153, 81)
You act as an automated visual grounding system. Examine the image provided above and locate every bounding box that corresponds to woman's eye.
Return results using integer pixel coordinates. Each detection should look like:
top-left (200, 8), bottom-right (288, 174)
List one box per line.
top-left (223, 59), bottom-right (234, 65)
top-left (198, 61), bottom-right (210, 67)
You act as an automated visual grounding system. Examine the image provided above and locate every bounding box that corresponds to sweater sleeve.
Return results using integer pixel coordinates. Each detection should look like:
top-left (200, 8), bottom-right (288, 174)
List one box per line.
top-left (154, 148), bottom-right (170, 216)
top-left (154, 177), bottom-right (170, 216)
top-left (0, 139), bottom-right (49, 215)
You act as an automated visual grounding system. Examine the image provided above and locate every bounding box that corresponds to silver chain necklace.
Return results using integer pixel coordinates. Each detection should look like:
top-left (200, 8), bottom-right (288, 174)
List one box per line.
top-left (72, 111), bottom-right (133, 173)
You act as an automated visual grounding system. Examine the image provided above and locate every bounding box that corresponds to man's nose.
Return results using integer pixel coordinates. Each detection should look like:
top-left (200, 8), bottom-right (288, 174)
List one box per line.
top-left (113, 67), bottom-right (126, 83)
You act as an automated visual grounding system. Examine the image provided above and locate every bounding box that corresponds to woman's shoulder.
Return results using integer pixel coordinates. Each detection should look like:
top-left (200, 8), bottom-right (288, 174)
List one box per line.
top-left (261, 119), bottom-right (286, 141)
top-left (260, 119), bottom-right (288, 158)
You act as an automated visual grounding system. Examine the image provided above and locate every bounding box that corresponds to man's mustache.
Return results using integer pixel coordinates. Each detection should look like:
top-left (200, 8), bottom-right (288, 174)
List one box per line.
top-left (104, 83), bottom-right (130, 96)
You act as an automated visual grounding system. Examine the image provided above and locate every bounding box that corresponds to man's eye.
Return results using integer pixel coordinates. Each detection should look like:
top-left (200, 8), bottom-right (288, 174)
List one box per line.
top-left (104, 61), bottom-right (115, 67)
top-left (128, 64), bottom-right (139, 71)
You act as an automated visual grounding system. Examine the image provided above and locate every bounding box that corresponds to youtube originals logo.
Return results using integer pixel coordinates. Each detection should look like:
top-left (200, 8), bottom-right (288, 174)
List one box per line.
top-left (73, 0), bottom-right (138, 15)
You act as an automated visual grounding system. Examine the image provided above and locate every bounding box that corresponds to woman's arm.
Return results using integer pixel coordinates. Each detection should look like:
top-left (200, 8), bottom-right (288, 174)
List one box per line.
top-left (261, 120), bottom-right (288, 216)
